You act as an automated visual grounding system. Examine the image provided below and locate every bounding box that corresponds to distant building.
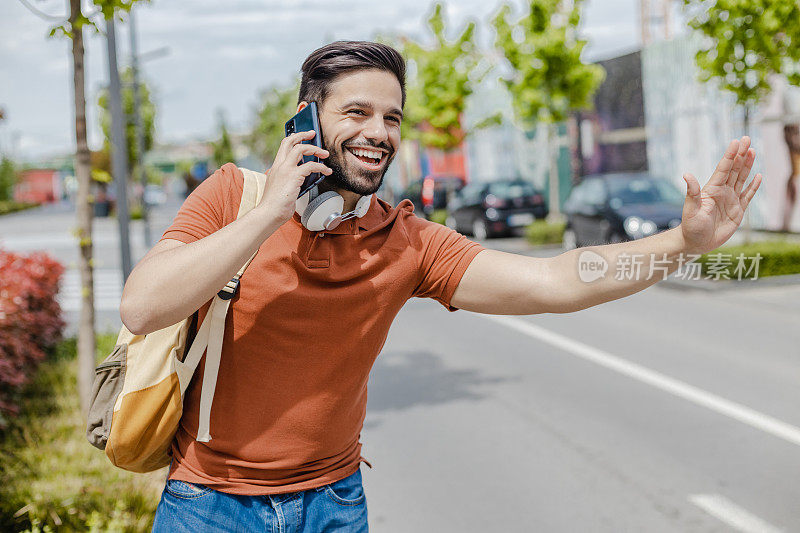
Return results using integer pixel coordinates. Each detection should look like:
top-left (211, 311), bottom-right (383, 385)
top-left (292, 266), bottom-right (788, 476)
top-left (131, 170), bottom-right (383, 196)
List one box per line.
top-left (14, 168), bottom-right (64, 204)
top-left (574, 50), bottom-right (648, 177)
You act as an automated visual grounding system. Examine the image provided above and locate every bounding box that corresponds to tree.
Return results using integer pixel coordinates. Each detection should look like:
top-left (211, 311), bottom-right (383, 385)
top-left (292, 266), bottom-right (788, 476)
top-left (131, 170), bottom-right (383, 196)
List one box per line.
top-left (211, 111), bottom-right (236, 167)
top-left (247, 82), bottom-right (299, 166)
top-left (683, 0), bottom-right (800, 237)
top-left (683, 0), bottom-right (800, 134)
top-left (401, 3), bottom-right (498, 152)
top-left (42, 0), bottom-right (147, 416)
top-left (97, 66), bottom-right (156, 175)
top-left (492, 0), bottom-right (605, 218)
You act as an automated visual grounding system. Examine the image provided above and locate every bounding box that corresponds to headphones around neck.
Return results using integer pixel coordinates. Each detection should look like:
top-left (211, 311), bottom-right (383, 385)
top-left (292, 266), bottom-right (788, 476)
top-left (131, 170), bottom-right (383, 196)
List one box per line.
top-left (295, 186), bottom-right (372, 232)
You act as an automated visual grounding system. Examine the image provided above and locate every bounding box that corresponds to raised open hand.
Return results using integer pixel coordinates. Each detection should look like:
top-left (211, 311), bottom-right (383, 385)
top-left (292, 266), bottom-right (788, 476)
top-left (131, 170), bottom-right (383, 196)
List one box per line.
top-left (680, 136), bottom-right (763, 255)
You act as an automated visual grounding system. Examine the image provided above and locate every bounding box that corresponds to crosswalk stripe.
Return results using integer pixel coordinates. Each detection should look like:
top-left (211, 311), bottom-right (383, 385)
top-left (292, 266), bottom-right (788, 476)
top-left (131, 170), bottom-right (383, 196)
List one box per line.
top-left (58, 269), bottom-right (123, 311)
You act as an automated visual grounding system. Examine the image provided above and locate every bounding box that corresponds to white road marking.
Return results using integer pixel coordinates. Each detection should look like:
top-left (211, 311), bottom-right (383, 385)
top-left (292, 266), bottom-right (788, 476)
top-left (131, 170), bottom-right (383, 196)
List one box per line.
top-left (57, 269), bottom-right (123, 311)
top-left (689, 493), bottom-right (783, 533)
top-left (483, 315), bottom-right (800, 448)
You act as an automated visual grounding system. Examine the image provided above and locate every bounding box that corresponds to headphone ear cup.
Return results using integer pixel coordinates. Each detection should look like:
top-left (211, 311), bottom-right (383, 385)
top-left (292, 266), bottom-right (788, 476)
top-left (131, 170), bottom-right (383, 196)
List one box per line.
top-left (301, 190), bottom-right (344, 231)
top-left (295, 185), bottom-right (317, 216)
top-left (353, 194), bottom-right (372, 218)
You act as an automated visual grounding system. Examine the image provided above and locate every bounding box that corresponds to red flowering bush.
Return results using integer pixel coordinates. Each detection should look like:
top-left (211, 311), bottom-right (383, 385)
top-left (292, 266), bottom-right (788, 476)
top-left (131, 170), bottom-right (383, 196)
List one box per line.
top-left (0, 249), bottom-right (65, 426)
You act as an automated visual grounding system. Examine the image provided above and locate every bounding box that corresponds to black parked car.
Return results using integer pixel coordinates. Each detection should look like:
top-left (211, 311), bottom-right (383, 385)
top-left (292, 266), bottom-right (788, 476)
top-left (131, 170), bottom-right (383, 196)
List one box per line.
top-left (562, 173), bottom-right (683, 248)
top-left (445, 179), bottom-right (548, 239)
top-left (400, 175), bottom-right (464, 218)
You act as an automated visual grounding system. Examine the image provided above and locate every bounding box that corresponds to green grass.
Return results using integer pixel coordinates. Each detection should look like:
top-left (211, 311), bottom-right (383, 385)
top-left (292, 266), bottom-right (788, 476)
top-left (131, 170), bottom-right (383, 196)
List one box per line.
top-left (696, 240), bottom-right (800, 279)
top-left (524, 220), bottom-right (566, 245)
top-left (0, 332), bottom-right (166, 532)
top-left (0, 201), bottom-right (40, 216)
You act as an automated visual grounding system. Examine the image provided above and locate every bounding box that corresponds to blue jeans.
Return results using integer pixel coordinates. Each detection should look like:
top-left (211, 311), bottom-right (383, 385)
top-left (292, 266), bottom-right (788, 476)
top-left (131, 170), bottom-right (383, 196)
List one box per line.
top-left (152, 468), bottom-right (368, 532)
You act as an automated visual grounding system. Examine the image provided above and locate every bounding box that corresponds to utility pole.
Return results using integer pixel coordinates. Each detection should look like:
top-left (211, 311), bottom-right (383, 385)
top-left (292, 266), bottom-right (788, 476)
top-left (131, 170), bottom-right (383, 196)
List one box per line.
top-left (129, 8), bottom-right (152, 248)
top-left (105, 16), bottom-right (133, 282)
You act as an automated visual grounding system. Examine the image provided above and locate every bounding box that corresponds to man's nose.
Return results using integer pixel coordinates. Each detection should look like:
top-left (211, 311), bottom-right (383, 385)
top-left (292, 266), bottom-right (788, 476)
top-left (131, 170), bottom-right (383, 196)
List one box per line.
top-left (363, 115), bottom-right (389, 144)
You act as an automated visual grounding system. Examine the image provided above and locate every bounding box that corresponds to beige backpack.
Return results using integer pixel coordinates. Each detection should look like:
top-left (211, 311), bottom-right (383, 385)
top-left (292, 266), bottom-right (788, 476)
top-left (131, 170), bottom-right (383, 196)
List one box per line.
top-left (86, 168), bottom-right (266, 472)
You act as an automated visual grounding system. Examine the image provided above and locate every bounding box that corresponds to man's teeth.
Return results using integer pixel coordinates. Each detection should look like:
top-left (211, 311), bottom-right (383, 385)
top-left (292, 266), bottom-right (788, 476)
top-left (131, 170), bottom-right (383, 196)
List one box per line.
top-left (350, 148), bottom-right (382, 160)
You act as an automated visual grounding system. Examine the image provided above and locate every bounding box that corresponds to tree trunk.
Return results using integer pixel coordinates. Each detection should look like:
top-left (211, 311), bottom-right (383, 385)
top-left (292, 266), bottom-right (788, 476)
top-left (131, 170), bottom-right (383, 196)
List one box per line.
top-left (546, 122), bottom-right (563, 223)
top-left (742, 104), bottom-right (752, 244)
top-left (70, 0), bottom-right (96, 416)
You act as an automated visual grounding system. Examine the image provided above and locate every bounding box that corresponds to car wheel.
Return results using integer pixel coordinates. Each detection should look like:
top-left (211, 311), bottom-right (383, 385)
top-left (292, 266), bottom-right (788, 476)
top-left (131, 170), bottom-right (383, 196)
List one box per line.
top-left (472, 219), bottom-right (489, 240)
top-left (445, 215), bottom-right (457, 231)
top-left (562, 228), bottom-right (578, 250)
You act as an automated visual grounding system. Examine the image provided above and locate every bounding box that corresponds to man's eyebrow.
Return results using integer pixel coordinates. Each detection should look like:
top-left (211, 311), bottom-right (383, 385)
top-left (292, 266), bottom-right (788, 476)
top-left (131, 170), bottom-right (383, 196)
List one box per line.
top-left (340, 100), bottom-right (403, 120)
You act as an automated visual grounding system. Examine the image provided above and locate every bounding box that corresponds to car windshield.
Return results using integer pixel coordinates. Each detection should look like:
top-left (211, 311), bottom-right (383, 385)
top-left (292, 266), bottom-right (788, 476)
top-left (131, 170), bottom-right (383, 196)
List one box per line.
top-left (607, 178), bottom-right (683, 206)
top-left (488, 182), bottom-right (536, 199)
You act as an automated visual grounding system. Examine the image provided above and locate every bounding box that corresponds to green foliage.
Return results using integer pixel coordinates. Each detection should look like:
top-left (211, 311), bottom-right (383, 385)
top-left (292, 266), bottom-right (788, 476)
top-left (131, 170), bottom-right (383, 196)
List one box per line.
top-left (0, 201), bottom-right (39, 216)
top-left (525, 220), bottom-right (566, 245)
top-left (0, 156), bottom-right (18, 201)
top-left (247, 81), bottom-right (299, 165)
top-left (49, 1), bottom-right (149, 39)
top-left (696, 240), bottom-right (800, 278)
top-left (429, 209), bottom-right (448, 225)
top-left (402, 3), bottom-right (496, 151)
top-left (492, 0), bottom-right (605, 127)
top-left (683, 0), bottom-right (800, 110)
top-left (98, 67), bottom-right (156, 171)
top-left (211, 112), bottom-right (236, 167)
top-left (0, 333), bottom-right (164, 532)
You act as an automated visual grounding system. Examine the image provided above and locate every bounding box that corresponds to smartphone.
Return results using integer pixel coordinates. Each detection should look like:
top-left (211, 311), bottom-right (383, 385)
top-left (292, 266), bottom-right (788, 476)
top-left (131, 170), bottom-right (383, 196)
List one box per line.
top-left (284, 102), bottom-right (326, 198)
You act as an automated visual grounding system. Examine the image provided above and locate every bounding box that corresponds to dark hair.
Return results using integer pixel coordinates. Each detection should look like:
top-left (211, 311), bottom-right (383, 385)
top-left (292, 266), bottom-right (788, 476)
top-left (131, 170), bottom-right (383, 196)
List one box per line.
top-left (298, 41), bottom-right (406, 108)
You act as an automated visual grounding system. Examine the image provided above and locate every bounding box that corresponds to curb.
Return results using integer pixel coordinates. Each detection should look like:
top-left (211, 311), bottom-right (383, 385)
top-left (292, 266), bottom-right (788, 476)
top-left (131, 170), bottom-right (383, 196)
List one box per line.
top-left (658, 273), bottom-right (800, 292)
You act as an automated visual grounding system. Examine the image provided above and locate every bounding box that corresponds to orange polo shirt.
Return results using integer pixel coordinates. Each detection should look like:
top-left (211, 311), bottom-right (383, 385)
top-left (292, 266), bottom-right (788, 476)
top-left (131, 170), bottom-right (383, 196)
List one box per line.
top-left (159, 163), bottom-right (484, 495)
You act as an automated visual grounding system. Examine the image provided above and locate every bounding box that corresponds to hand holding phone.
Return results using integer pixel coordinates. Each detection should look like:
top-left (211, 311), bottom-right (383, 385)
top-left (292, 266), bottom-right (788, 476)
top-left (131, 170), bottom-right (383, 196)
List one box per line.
top-left (255, 130), bottom-right (331, 227)
top-left (284, 102), bottom-right (327, 197)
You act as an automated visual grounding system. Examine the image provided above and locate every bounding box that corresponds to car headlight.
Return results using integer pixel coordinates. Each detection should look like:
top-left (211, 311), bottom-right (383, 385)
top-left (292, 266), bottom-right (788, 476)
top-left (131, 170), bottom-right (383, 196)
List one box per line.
top-left (623, 216), bottom-right (642, 237)
top-left (669, 218), bottom-right (681, 229)
top-left (485, 208), bottom-right (499, 221)
top-left (640, 220), bottom-right (657, 236)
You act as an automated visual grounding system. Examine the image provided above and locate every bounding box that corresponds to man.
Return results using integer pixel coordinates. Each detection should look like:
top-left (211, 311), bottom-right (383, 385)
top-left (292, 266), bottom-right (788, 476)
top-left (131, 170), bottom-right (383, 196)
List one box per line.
top-left (121, 41), bottom-right (761, 532)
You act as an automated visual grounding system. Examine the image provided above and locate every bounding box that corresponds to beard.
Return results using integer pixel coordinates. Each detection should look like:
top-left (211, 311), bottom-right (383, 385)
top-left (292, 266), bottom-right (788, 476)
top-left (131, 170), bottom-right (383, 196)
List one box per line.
top-left (322, 139), bottom-right (395, 196)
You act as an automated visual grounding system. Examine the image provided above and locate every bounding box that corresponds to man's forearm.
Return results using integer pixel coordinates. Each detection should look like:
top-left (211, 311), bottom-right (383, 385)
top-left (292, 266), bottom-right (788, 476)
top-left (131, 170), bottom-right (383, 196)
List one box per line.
top-left (120, 207), bottom-right (282, 334)
top-left (548, 226), bottom-right (690, 313)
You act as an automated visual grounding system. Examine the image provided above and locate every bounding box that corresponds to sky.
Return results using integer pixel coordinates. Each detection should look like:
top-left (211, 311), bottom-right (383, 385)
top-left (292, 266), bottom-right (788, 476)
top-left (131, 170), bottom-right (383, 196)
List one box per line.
top-left (0, 0), bottom-right (656, 161)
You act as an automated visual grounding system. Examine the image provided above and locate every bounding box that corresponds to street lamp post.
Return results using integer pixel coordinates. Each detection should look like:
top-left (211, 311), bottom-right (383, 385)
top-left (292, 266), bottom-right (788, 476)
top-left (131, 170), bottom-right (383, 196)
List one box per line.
top-left (128, 8), bottom-right (152, 248)
top-left (104, 16), bottom-right (132, 282)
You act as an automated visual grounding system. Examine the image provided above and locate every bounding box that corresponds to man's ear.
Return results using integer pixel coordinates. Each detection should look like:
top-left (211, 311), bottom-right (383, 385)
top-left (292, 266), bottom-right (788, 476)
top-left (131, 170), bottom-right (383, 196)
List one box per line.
top-left (297, 101), bottom-right (308, 113)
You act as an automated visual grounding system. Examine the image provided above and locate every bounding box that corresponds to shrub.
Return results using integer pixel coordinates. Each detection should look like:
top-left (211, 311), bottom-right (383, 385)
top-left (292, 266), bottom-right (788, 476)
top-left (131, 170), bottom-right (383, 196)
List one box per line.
top-left (129, 204), bottom-right (143, 221)
top-left (695, 240), bottom-right (800, 279)
top-left (525, 220), bottom-right (566, 245)
top-left (0, 250), bottom-right (65, 427)
top-left (0, 334), bottom-right (165, 532)
top-left (0, 201), bottom-right (39, 217)
top-left (429, 209), bottom-right (448, 225)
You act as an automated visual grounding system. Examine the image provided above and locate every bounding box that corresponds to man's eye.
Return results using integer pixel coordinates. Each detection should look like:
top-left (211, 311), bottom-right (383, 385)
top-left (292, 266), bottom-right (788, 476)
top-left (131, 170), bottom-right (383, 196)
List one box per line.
top-left (348, 110), bottom-right (366, 116)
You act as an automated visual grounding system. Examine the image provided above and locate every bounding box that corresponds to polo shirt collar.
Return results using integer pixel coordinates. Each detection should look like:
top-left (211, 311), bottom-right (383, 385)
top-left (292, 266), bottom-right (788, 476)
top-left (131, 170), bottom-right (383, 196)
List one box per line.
top-left (291, 195), bottom-right (384, 235)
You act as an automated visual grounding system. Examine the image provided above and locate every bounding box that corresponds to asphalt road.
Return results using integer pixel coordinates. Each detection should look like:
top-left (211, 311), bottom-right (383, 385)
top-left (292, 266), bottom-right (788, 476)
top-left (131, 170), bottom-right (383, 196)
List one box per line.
top-left (2, 202), bottom-right (798, 532)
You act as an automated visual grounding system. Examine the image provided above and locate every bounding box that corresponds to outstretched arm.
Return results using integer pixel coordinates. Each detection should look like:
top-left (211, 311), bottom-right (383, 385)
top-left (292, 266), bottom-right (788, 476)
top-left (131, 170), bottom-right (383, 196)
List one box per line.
top-left (451, 137), bottom-right (762, 315)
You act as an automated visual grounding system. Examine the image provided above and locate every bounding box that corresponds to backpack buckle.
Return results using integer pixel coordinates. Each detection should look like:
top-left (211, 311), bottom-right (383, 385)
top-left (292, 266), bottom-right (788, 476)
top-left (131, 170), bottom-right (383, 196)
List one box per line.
top-left (217, 277), bottom-right (240, 300)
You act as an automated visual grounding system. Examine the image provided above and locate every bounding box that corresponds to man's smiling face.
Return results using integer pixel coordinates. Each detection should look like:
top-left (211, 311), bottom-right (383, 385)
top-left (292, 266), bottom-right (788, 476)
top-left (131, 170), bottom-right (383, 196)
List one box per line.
top-left (299, 69), bottom-right (403, 196)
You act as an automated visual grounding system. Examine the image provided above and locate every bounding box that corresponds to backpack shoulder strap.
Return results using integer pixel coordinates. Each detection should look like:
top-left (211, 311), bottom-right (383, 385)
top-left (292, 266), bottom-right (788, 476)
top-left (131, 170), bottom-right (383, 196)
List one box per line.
top-left (237, 167), bottom-right (267, 216)
top-left (194, 167), bottom-right (268, 442)
top-left (215, 167), bottom-right (267, 298)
